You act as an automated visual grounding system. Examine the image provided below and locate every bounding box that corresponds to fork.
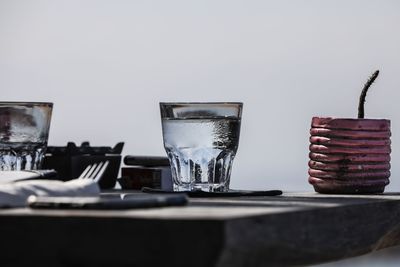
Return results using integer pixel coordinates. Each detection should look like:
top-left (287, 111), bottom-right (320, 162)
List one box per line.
top-left (78, 161), bottom-right (109, 183)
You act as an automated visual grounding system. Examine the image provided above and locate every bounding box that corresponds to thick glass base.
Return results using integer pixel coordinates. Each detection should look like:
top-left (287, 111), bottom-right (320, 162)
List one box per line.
top-left (0, 142), bottom-right (46, 170)
top-left (174, 183), bottom-right (229, 192)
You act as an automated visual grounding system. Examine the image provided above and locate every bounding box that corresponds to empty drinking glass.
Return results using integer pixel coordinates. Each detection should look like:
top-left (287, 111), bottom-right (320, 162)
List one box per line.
top-left (160, 102), bottom-right (242, 192)
top-left (0, 102), bottom-right (53, 170)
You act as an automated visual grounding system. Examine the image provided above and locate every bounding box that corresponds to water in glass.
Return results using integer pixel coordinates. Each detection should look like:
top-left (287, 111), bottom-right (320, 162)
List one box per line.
top-left (162, 116), bottom-right (241, 192)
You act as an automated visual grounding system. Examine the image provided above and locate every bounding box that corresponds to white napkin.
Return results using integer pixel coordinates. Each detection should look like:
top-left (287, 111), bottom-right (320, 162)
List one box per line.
top-left (0, 179), bottom-right (100, 208)
top-left (0, 170), bottom-right (57, 184)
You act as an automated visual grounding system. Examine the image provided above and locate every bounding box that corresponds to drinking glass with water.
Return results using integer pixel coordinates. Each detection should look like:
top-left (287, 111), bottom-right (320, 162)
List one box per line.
top-left (160, 102), bottom-right (242, 192)
top-left (0, 102), bottom-right (53, 170)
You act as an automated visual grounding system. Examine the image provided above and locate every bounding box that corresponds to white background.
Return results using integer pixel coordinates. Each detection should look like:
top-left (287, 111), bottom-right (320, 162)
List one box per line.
top-left (1, 0), bottom-right (399, 191)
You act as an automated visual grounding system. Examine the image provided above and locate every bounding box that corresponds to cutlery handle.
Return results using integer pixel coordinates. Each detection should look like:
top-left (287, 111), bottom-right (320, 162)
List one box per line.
top-left (28, 194), bottom-right (188, 209)
top-left (124, 156), bottom-right (170, 167)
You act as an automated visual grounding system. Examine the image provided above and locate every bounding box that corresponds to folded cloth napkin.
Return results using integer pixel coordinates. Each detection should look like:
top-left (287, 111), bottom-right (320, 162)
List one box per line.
top-left (0, 170), bottom-right (58, 184)
top-left (0, 179), bottom-right (100, 208)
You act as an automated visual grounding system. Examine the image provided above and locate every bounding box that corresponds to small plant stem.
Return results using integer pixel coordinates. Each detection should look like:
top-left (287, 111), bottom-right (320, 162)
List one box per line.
top-left (358, 70), bottom-right (379, 119)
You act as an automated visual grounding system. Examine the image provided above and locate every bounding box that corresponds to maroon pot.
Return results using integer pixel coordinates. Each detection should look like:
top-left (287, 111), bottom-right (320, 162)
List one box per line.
top-left (308, 117), bottom-right (391, 194)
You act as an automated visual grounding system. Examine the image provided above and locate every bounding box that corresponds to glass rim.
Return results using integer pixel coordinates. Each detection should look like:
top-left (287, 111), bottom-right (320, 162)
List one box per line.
top-left (160, 102), bottom-right (243, 106)
top-left (0, 101), bottom-right (53, 106)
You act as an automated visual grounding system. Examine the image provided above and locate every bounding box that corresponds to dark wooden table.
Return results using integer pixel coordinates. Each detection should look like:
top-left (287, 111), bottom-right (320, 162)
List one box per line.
top-left (1, 192), bottom-right (400, 267)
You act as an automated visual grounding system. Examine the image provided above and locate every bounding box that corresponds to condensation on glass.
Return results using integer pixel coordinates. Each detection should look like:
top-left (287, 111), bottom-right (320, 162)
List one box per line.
top-left (0, 102), bottom-right (53, 170)
top-left (160, 102), bottom-right (242, 192)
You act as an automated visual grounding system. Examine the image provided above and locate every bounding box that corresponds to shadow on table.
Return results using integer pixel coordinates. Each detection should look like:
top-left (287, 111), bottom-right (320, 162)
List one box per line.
top-left (189, 193), bottom-right (398, 209)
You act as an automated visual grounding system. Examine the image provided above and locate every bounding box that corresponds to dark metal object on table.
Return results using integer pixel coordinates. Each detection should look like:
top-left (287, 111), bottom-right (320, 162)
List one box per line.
top-left (120, 155), bottom-right (173, 191)
top-left (119, 166), bottom-right (173, 191)
top-left (42, 142), bottom-right (124, 189)
top-left (124, 155), bottom-right (170, 167)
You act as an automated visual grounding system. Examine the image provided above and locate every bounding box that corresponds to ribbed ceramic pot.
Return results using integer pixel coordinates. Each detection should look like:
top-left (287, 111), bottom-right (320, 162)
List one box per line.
top-left (308, 117), bottom-right (391, 194)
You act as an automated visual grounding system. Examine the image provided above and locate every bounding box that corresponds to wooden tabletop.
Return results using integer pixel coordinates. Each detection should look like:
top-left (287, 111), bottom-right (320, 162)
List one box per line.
top-left (1, 192), bottom-right (400, 267)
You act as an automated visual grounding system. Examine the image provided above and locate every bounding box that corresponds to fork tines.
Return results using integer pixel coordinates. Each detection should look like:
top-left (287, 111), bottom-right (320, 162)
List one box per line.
top-left (78, 161), bottom-right (109, 182)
